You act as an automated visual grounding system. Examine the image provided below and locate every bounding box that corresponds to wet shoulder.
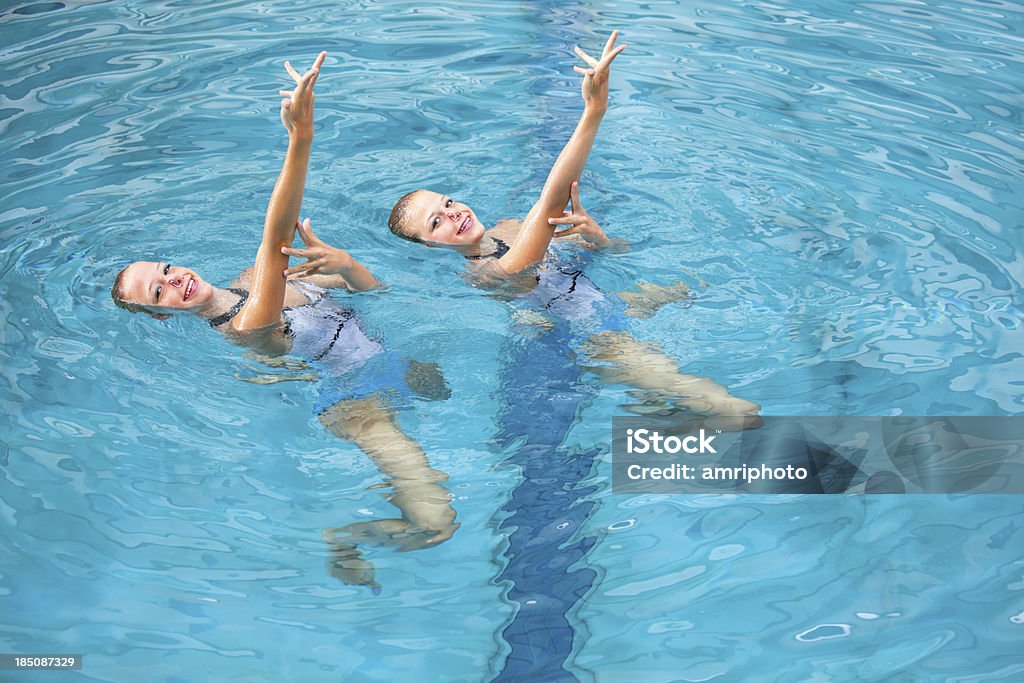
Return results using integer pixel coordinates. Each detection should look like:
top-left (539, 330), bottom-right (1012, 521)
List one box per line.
top-left (489, 219), bottom-right (521, 241)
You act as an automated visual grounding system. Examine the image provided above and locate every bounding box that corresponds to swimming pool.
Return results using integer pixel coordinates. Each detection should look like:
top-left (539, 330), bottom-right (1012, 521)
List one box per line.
top-left (1, 0), bottom-right (1022, 680)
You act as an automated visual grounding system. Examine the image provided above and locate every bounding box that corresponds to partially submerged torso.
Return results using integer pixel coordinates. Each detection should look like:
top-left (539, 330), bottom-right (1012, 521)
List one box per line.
top-left (466, 219), bottom-right (592, 292)
top-left (222, 274), bottom-right (447, 409)
top-left (219, 273), bottom-right (378, 361)
top-left (465, 222), bottom-right (626, 334)
top-left (277, 280), bottom-right (384, 376)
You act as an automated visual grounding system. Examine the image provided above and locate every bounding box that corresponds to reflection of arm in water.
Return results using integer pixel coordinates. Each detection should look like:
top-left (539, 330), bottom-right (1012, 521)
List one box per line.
top-left (497, 31), bottom-right (627, 274)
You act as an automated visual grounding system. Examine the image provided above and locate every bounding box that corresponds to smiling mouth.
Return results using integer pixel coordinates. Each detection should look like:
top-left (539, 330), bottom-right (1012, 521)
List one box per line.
top-left (457, 215), bottom-right (473, 235)
top-left (184, 278), bottom-right (196, 301)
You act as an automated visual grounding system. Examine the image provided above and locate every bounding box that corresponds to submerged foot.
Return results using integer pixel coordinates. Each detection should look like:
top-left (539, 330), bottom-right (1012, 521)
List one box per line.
top-left (620, 389), bottom-right (762, 432)
top-left (621, 389), bottom-right (684, 416)
top-left (324, 540), bottom-right (381, 594)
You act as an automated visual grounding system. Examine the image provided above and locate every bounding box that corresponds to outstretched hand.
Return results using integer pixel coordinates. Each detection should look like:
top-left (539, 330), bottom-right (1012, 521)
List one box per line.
top-left (574, 30), bottom-right (626, 114)
top-left (547, 180), bottom-right (610, 248)
top-left (282, 218), bottom-right (354, 278)
top-left (279, 51), bottom-right (326, 137)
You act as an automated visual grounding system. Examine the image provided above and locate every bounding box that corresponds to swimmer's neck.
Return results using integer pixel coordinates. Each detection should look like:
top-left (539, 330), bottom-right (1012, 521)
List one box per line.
top-left (451, 233), bottom-right (502, 259)
top-left (196, 286), bottom-right (245, 322)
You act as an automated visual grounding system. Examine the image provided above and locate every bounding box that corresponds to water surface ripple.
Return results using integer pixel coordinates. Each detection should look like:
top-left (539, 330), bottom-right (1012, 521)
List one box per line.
top-left (1, 0), bottom-right (1022, 680)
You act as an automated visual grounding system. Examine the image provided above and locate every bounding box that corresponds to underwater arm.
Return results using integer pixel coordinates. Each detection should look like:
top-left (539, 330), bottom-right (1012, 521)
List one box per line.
top-left (498, 31), bottom-right (626, 274)
top-left (233, 51), bottom-right (325, 332)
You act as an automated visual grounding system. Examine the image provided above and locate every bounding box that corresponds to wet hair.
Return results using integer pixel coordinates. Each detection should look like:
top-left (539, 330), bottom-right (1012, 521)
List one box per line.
top-left (110, 265), bottom-right (148, 315)
top-left (387, 190), bottom-right (424, 243)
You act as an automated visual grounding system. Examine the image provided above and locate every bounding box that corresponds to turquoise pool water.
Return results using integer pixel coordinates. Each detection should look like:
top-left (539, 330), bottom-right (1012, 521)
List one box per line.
top-left (1, 0), bottom-right (1022, 680)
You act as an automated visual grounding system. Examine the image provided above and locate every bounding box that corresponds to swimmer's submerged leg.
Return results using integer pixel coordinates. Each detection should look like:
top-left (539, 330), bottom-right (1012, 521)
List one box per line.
top-left (617, 281), bottom-right (694, 319)
top-left (581, 330), bottom-right (762, 431)
top-left (318, 395), bottom-right (459, 569)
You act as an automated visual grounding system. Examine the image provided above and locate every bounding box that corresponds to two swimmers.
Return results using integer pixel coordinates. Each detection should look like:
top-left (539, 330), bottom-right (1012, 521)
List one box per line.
top-left (113, 32), bottom-right (761, 588)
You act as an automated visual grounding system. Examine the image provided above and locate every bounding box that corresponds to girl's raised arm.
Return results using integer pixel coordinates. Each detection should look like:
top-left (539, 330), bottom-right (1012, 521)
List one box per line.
top-left (233, 51), bottom-right (326, 332)
top-left (497, 32), bottom-right (625, 274)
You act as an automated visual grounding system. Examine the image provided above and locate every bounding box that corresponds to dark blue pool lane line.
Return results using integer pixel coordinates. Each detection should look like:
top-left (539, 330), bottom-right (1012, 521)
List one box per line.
top-left (492, 325), bottom-right (601, 682)
top-left (488, 8), bottom-right (607, 679)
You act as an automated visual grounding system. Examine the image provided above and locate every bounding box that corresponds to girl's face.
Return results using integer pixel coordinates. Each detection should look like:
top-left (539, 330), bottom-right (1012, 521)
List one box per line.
top-left (402, 190), bottom-right (486, 246)
top-left (119, 261), bottom-right (214, 316)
